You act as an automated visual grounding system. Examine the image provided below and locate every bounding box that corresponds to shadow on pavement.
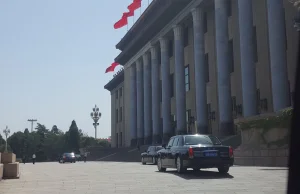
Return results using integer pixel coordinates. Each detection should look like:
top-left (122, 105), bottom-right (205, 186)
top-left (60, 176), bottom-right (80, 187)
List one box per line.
top-left (259, 168), bottom-right (288, 171)
top-left (156, 169), bottom-right (234, 180)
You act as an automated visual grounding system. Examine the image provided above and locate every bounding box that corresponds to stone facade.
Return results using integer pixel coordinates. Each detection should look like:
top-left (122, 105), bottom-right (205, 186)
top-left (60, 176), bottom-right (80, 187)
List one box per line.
top-left (105, 0), bottom-right (298, 148)
top-left (234, 108), bottom-right (291, 167)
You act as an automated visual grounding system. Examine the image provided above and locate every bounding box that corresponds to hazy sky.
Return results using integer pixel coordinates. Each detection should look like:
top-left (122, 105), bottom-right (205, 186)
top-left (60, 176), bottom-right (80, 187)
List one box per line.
top-left (0, 0), bottom-right (151, 138)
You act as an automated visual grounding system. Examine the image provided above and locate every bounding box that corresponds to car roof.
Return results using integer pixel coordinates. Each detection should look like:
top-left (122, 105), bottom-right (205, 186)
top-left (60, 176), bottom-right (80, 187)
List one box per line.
top-left (172, 134), bottom-right (212, 138)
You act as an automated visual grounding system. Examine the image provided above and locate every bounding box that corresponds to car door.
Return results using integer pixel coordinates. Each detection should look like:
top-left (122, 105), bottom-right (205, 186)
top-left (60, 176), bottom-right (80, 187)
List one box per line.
top-left (164, 137), bottom-right (175, 167)
top-left (146, 147), bottom-right (153, 163)
top-left (145, 146), bottom-right (152, 162)
top-left (169, 137), bottom-right (179, 167)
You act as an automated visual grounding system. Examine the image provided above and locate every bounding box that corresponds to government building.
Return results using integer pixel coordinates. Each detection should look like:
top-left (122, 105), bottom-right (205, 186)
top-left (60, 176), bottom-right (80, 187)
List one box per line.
top-left (105, 0), bottom-right (298, 148)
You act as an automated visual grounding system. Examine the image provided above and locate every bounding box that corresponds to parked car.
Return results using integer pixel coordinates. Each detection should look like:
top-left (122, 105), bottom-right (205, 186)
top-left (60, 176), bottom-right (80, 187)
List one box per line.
top-left (75, 154), bottom-right (82, 161)
top-left (157, 134), bottom-right (234, 174)
top-left (60, 152), bottom-right (76, 163)
top-left (141, 146), bottom-right (163, 165)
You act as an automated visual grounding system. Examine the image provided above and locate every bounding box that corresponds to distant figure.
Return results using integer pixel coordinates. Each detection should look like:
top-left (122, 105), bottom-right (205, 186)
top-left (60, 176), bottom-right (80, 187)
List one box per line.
top-left (84, 152), bottom-right (87, 162)
top-left (32, 154), bottom-right (36, 164)
top-left (137, 143), bottom-right (140, 151)
top-left (22, 156), bottom-right (26, 164)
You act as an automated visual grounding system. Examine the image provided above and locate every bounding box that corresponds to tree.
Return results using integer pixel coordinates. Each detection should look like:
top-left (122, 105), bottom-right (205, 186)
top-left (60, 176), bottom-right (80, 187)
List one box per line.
top-left (51, 125), bottom-right (63, 135)
top-left (5, 121), bottom-right (109, 161)
top-left (35, 123), bottom-right (48, 133)
top-left (68, 120), bottom-right (80, 153)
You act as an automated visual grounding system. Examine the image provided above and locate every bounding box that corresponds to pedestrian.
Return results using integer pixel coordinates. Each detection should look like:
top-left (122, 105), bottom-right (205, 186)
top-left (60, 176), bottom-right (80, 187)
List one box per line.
top-left (22, 155), bottom-right (26, 164)
top-left (32, 153), bottom-right (36, 164)
top-left (84, 152), bottom-right (87, 163)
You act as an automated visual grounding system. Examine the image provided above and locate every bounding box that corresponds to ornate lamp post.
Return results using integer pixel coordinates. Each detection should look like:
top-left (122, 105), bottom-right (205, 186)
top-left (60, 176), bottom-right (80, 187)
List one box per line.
top-left (90, 105), bottom-right (101, 139)
top-left (3, 126), bottom-right (10, 152)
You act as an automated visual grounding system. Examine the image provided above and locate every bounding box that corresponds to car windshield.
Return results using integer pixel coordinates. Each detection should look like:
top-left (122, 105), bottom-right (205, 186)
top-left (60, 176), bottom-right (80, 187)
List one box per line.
top-left (155, 147), bottom-right (163, 151)
top-left (184, 135), bottom-right (221, 145)
top-left (64, 153), bottom-right (74, 157)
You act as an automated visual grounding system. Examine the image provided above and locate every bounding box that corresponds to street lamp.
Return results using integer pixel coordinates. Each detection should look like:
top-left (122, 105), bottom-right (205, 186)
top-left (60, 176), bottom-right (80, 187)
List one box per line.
top-left (3, 126), bottom-right (10, 153)
top-left (90, 105), bottom-right (101, 139)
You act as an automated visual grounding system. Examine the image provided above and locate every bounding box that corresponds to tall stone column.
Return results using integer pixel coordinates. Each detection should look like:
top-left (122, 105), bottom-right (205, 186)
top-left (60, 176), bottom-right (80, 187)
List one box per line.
top-left (129, 65), bottom-right (137, 146)
top-left (238, 0), bottom-right (257, 117)
top-left (136, 59), bottom-right (144, 145)
top-left (215, 0), bottom-right (234, 136)
top-left (143, 52), bottom-right (152, 145)
top-left (160, 37), bottom-right (172, 143)
top-left (191, 7), bottom-right (208, 134)
top-left (173, 25), bottom-right (187, 135)
top-left (151, 46), bottom-right (161, 144)
top-left (267, 0), bottom-right (290, 112)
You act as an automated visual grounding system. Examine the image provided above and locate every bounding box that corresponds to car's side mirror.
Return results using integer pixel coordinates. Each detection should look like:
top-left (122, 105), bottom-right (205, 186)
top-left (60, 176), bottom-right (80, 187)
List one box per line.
top-left (162, 144), bottom-right (166, 148)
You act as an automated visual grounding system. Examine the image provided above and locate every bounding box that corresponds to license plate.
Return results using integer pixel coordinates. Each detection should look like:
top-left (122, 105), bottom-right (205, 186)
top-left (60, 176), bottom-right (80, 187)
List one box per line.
top-left (204, 152), bottom-right (218, 157)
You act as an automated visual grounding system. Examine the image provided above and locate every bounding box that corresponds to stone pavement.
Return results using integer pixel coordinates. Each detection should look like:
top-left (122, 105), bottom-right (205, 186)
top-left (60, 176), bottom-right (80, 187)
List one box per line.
top-left (0, 162), bottom-right (287, 194)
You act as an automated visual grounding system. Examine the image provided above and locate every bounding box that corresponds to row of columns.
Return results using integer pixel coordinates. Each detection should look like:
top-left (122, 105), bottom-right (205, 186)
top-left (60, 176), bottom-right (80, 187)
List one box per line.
top-left (129, 0), bottom-right (290, 146)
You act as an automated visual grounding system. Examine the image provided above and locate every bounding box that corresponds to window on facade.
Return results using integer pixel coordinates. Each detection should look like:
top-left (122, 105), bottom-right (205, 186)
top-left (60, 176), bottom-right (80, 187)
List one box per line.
top-left (185, 65), bottom-right (190, 92)
top-left (168, 40), bottom-right (173, 57)
top-left (207, 103), bottom-right (211, 119)
top-left (205, 54), bottom-right (209, 83)
top-left (283, 8), bottom-right (288, 50)
top-left (227, 0), bottom-right (232, 17)
top-left (287, 80), bottom-right (291, 106)
top-left (186, 109), bottom-right (191, 123)
top-left (160, 80), bottom-right (162, 102)
top-left (119, 88), bottom-right (122, 97)
top-left (207, 103), bottom-right (212, 133)
top-left (229, 39), bottom-right (234, 73)
top-left (170, 114), bottom-right (176, 122)
top-left (116, 90), bottom-right (118, 99)
top-left (184, 27), bottom-right (189, 47)
top-left (203, 12), bottom-right (208, 33)
top-left (170, 74), bottom-right (174, 97)
top-left (120, 132), bottom-right (122, 147)
top-left (119, 107), bottom-right (123, 122)
top-left (256, 89), bottom-right (260, 113)
top-left (158, 48), bottom-right (161, 63)
top-left (232, 96), bottom-right (236, 111)
top-left (116, 109), bottom-right (118, 123)
top-left (253, 26), bottom-right (258, 63)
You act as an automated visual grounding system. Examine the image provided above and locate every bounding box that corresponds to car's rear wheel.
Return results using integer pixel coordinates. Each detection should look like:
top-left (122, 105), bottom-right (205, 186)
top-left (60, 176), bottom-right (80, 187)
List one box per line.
top-left (141, 157), bottom-right (146, 165)
top-left (157, 157), bottom-right (166, 172)
top-left (218, 166), bottom-right (229, 174)
top-left (176, 156), bottom-right (186, 173)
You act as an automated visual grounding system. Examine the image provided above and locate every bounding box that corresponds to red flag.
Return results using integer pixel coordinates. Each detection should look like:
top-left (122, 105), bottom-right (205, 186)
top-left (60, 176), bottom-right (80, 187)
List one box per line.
top-left (105, 62), bottom-right (119, 73)
top-left (114, 13), bottom-right (129, 29)
top-left (125, 9), bottom-right (134, 17)
top-left (128, 0), bottom-right (142, 12)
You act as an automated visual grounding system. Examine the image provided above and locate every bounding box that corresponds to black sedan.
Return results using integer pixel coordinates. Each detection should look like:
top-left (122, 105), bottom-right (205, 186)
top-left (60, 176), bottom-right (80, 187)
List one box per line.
top-left (141, 146), bottom-right (163, 165)
top-left (59, 152), bottom-right (76, 163)
top-left (157, 134), bottom-right (234, 174)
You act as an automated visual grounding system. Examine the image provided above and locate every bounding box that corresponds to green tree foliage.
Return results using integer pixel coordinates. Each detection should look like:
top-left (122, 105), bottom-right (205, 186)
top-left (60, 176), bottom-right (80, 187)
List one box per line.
top-left (68, 120), bottom-right (80, 153)
top-left (5, 121), bottom-right (110, 161)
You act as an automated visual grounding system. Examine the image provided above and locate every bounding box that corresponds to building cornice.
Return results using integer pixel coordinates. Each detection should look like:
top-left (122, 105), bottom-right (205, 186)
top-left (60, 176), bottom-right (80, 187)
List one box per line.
top-left (104, 69), bottom-right (124, 91)
top-left (124, 0), bottom-right (204, 70)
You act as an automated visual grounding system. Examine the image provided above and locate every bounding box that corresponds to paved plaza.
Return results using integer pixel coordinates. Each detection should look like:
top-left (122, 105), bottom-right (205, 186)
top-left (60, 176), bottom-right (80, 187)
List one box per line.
top-left (0, 162), bottom-right (287, 194)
